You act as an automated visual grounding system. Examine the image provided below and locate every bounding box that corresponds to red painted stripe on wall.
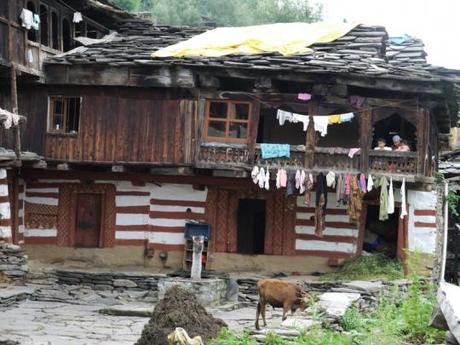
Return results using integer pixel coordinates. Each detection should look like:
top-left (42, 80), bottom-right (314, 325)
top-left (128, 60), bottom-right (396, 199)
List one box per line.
top-left (414, 210), bottom-right (436, 216)
top-left (295, 219), bottom-right (356, 229)
top-left (25, 237), bottom-right (58, 245)
top-left (296, 207), bottom-right (348, 215)
top-left (150, 199), bottom-right (205, 207)
top-left (25, 192), bottom-right (59, 198)
top-left (296, 234), bottom-right (356, 243)
top-left (414, 222), bottom-right (436, 228)
top-left (116, 191), bottom-right (150, 196)
top-left (149, 211), bottom-right (205, 220)
top-left (0, 196), bottom-right (9, 203)
top-left (115, 224), bottom-right (150, 231)
top-left (116, 206), bottom-right (150, 214)
top-left (0, 219), bottom-right (12, 226)
top-left (294, 250), bottom-right (352, 258)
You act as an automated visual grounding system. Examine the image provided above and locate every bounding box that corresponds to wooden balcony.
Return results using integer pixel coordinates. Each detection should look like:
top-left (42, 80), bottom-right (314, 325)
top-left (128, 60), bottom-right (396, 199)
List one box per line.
top-left (195, 143), bottom-right (431, 181)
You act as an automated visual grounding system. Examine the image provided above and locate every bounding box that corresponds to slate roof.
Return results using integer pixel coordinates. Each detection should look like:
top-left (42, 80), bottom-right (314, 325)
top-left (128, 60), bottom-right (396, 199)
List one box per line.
top-left (46, 20), bottom-right (460, 85)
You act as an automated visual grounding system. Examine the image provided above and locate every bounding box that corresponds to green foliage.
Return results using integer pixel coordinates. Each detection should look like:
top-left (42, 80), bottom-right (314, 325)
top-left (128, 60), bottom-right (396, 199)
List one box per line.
top-left (447, 191), bottom-right (460, 217)
top-left (209, 328), bottom-right (256, 345)
top-left (320, 254), bottom-right (403, 282)
top-left (113, 0), bottom-right (322, 26)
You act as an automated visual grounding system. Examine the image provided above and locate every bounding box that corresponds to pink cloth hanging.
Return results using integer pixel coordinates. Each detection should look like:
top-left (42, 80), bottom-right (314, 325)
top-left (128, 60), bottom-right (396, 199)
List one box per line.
top-left (298, 93), bottom-right (312, 101)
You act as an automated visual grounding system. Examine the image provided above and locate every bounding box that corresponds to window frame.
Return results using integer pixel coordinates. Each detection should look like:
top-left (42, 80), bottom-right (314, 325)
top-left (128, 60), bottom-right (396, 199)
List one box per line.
top-left (204, 99), bottom-right (252, 144)
top-left (47, 95), bottom-right (82, 135)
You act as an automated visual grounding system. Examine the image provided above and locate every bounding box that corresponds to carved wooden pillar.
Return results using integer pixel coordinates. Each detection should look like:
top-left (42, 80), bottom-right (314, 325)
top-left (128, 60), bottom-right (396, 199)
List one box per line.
top-left (416, 107), bottom-right (428, 176)
top-left (360, 109), bottom-right (372, 173)
top-left (248, 100), bottom-right (261, 164)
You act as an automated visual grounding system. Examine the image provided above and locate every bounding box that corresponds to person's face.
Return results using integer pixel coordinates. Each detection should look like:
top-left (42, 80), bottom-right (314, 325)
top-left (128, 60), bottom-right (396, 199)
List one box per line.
top-left (394, 140), bottom-right (401, 147)
top-left (378, 141), bottom-right (385, 148)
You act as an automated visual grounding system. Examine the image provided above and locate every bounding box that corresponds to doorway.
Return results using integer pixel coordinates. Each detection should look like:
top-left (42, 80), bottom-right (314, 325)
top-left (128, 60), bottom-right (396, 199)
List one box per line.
top-left (362, 204), bottom-right (400, 258)
top-left (74, 193), bottom-right (102, 247)
top-left (237, 199), bottom-right (266, 254)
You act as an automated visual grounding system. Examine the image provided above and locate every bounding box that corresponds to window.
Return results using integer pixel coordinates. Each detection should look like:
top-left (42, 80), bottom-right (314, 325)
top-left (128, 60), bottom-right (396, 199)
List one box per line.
top-left (40, 4), bottom-right (48, 46)
top-left (51, 11), bottom-right (59, 50)
top-left (205, 100), bottom-right (251, 143)
top-left (48, 96), bottom-right (81, 134)
top-left (0, 2), bottom-right (8, 18)
top-left (26, 1), bottom-right (37, 42)
top-left (62, 18), bottom-right (72, 52)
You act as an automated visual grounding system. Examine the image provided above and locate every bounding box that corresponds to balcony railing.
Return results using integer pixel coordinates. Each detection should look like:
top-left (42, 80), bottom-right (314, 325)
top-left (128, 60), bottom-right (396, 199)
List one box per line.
top-left (196, 143), bottom-right (424, 178)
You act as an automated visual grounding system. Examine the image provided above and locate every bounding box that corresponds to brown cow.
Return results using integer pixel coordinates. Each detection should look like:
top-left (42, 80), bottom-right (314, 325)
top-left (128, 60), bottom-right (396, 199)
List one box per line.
top-left (255, 279), bottom-right (308, 330)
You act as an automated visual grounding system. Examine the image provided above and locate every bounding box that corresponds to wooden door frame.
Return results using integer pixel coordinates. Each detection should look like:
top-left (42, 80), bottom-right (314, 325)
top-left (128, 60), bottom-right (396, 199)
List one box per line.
top-left (357, 200), bottom-right (409, 262)
top-left (74, 192), bottom-right (104, 248)
top-left (57, 183), bottom-right (115, 247)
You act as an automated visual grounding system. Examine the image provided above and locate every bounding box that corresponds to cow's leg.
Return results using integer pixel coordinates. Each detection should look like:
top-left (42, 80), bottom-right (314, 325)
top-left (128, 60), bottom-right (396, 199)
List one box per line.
top-left (282, 303), bottom-right (290, 321)
top-left (255, 302), bottom-right (261, 330)
top-left (261, 302), bottom-right (267, 327)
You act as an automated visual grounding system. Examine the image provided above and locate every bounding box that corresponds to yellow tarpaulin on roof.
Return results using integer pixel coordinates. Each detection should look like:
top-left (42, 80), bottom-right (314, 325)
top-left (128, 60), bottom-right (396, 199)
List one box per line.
top-left (152, 21), bottom-right (359, 58)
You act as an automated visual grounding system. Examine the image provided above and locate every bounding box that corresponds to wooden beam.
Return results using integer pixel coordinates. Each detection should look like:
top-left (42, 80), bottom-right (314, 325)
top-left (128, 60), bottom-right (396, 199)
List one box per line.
top-left (360, 108), bottom-right (371, 173)
top-left (10, 65), bottom-right (20, 160)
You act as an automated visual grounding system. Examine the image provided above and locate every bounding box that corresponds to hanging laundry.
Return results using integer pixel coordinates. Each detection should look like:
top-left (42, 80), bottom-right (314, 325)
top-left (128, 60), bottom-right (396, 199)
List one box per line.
top-left (32, 14), bottom-right (40, 31)
top-left (298, 93), bottom-right (312, 101)
top-left (377, 177), bottom-right (389, 221)
top-left (260, 143), bottom-right (290, 159)
top-left (348, 148), bottom-right (361, 158)
top-left (349, 96), bottom-right (365, 108)
top-left (73, 12), bottom-right (83, 23)
top-left (359, 174), bottom-right (367, 193)
top-left (276, 169), bottom-right (281, 189)
top-left (313, 116), bottom-right (328, 137)
top-left (264, 169), bottom-right (270, 191)
top-left (20, 9), bottom-right (34, 30)
top-left (292, 113), bottom-right (309, 131)
top-left (345, 173), bottom-right (352, 196)
top-left (328, 114), bottom-right (341, 124)
top-left (400, 178), bottom-right (407, 219)
top-left (315, 173), bottom-right (328, 237)
top-left (295, 169), bottom-right (301, 190)
top-left (326, 171), bottom-right (336, 188)
top-left (387, 177), bottom-right (395, 214)
top-left (299, 170), bottom-right (306, 194)
top-left (251, 166), bottom-right (259, 184)
top-left (304, 174), bottom-right (314, 206)
top-left (258, 167), bottom-right (265, 189)
top-left (276, 109), bottom-right (293, 125)
top-left (348, 176), bottom-right (364, 224)
top-left (286, 171), bottom-right (296, 196)
top-left (340, 112), bottom-right (355, 122)
top-left (280, 169), bottom-right (287, 188)
top-left (367, 173), bottom-right (374, 192)
top-left (336, 174), bottom-right (347, 206)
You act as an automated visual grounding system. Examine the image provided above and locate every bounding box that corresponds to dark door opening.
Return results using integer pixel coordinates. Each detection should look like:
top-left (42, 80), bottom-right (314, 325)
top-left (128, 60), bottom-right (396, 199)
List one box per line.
top-left (237, 199), bottom-right (266, 254)
top-left (75, 193), bottom-right (102, 248)
top-left (363, 204), bottom-right (399, 258)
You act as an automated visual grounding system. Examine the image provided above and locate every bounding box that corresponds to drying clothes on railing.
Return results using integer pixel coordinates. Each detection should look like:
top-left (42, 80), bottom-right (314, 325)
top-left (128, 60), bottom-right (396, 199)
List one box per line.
top-left (387, 177), bottom-right (395, 215)
top-left (251, 166), bottom-right (259, 184)
top-left (304, 174), bottom-right (314, 206)
top-left (0, 107), bottom-right (20, 129)
top-left (327, 112), bottom-right (355, 124)
top-left (258, 167), bottom-right (265, 189)
top-left (349, 96), bottom-right (365, 108)
top-left (400, 178), bottom-right (407, 219)
top-left (73, 12), bottom-right (83, 23)
top-left (359, 174), bottom-right (367, 193)
top-left (348, 148), bottom-right (361, 158)
top-left (260, 143), bottom-right (290, 159)
top-left (32, 14), bottom-right (40, 30)
top-left (367, 173), bottom-right (374, 192)
top-left (348, 176), bottom-right (364, 224)
top-left (336, 174), bottom-right (346, 206)
top-left (264, 169), bottom-right (270, 190)
top-left (286, 171), bottom-right (297, 196)
top-left (298, 93), bottom-right (312, 101)
top-left (376, 176), bottom-right (389, 221)
top-left (276, 109), bottom-right (293, 125)
top-left (326, 171), bottom-right (336, 188)
top-left (20, 9), bottom-right (34, 30)
top-left (315, 173), bottom-right (328, 237)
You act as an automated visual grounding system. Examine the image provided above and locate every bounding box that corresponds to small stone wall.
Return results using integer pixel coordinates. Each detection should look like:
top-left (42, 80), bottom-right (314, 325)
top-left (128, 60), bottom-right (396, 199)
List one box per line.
top-left (0, 244), bottom-right (28, 281)
top-left (54, 270), bottom-right (164, 291)
top-left (157, 278), bottom-right (237, 306)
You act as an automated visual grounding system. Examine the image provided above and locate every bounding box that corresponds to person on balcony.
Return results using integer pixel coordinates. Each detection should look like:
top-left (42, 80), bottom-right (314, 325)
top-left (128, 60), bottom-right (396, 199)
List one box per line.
top-left (393, 135), bottom-right (411, 152)
top-left (374, 138), bottom-right (392, 151)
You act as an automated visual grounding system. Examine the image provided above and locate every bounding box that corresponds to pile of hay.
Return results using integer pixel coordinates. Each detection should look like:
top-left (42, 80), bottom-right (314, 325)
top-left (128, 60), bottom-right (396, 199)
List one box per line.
top-left (135, 286), bottom-right (226, 345)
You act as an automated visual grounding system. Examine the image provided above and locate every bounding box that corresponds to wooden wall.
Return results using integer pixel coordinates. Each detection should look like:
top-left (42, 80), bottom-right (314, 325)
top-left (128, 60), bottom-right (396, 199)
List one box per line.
top-left (6, 86), bottom-right (197, 165)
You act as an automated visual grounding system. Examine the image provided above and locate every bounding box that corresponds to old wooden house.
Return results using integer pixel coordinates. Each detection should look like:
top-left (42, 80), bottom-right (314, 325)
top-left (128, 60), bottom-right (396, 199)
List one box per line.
top-left (0, 4), bottom-right (459, 272)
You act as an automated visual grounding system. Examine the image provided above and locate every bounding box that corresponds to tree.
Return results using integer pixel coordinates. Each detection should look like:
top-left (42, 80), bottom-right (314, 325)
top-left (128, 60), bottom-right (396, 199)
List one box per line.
top-left (111, 0), bottom-right (322, 26)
